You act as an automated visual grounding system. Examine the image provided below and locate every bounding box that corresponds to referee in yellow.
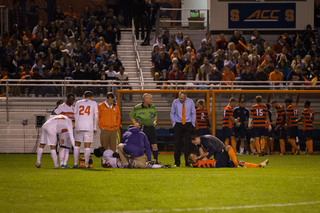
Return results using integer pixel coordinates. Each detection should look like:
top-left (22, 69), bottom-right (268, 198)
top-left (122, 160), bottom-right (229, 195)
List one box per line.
top-left (130, 93), bottom-right (159, 163)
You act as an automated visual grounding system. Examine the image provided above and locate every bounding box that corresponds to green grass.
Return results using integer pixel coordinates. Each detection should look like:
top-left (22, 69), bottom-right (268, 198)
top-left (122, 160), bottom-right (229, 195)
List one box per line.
top-left (1, 154), bottom-right (320, 213)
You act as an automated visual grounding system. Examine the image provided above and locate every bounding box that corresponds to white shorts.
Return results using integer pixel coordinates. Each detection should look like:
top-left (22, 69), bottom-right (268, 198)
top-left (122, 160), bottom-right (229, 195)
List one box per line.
top-left (75, 131), bottom-right (94, 143)
top-left (40, 128), bottom-right (57, 146)
top-left (59, 131), bottom-right (72, 148)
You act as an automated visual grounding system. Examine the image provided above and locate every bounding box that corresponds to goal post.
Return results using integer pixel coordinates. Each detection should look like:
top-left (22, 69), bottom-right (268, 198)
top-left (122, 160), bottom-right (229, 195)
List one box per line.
top-left (211, 90), bottom-right (320, 137)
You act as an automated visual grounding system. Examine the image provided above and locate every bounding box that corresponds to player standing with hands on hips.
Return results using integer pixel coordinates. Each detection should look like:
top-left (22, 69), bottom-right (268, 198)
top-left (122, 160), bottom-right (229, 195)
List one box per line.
top-left (73, 91), bottom-right (98, 168)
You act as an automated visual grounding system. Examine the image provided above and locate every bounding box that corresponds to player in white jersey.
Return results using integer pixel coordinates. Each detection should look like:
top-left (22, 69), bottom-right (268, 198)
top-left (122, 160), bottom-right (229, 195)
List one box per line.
top-left (52, 94), bottom-right (75, 168)
top-left (93, 146), bottom-right (171, 169)
top-left (36, 115), bottom-right (75, 168)
top-left (74, 91), bottom-right (98, 168)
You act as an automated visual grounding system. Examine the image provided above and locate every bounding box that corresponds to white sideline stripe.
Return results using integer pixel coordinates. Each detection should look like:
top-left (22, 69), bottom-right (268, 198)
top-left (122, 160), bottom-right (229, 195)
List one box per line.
top-left (100, 201), bottom-right (320, 213)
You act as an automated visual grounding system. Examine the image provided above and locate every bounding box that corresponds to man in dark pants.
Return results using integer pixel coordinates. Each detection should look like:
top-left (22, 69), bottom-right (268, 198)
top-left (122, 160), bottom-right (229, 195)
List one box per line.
top-left (133, 0), bottom-right (146, 40)
top-left (129, 93), bottom-right (159, 163)
top-left (141, 0), bottom-right (160, 46)
top-left (170, 90), bottom-right (196, 167)
top-left (233, 99), bottom-right (250, 154)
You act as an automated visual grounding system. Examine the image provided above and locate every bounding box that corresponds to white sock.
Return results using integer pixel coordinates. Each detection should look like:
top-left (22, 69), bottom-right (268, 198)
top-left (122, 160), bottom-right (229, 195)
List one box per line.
top-left (37, 147), bottom-right (44, 164)
top-left (240, 147), bottom-right (244, 154)
top-left (59, 148), bottom-right (65, 166)
top-left (50, 150), bottom-right (59, 168)
top-left (63, 148), bottom-right (69, 165)
top-left (84, 148), bottom-right (90, 167)
top-left (74, 146), bottom-right (80, 166)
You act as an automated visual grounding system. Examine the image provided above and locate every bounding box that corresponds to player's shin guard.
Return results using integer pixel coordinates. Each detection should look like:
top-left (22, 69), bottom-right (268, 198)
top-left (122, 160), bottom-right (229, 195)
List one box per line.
top-left (63, 148), bottom-right (69, 165)
top-left (288, 138), bottom-right (299, 151)
top-left (255, 139), bottom-right (261, 154)
top-left (227, 148), bottom-right (239, 167)
top-left (225, 138), bottom-right (230, 146)
top-left (152, 148), bottom-right (158, 162)
top-left (306, 140), bottom-right (313, 154)
top-left (37, 147), bottom-right (44, 164)
top-left (84, 148), bottom-right (90, 167)
top-left (59, 148), bottom-right (65, 166)
top-left (260, 138), bottom-right (266, 151)
top-left (280, 139), bottom-right (285, 154)
top-left (250, 142), bottom-right (254, 153)
top-left (50, 150), bottom-right (59, 168)
top-left (244, 162), bottom-right (260, 168)
top-left (74, 146), bottom-right (80, 166)
top-left (231, 138), bottom-right (237, 153)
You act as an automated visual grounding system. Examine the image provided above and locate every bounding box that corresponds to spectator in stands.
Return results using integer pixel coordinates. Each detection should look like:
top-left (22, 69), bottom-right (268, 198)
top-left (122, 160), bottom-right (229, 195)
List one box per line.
top-left (287, 64), bottom-right (304, 86)
top-left (276, 46), bottom-right (293, 64)
top-left (224, 52), bottom-right (236, 72)
top-left (31, 58), bottom-right (45, 77)
top-left (105, 8), bottom-right (121, 44)
top-left (215, 33), bottom-right (228, 51)
top-left (175, 32), bottom-right (184, 46)
top-left (93, 5), bottom-right (105, 23)
top-left (181, 35), bottom-right (195, 54)
top-left (86, 16), bottom-right (97, 34)
top-left (308, 42), bottom-right (320, 60)
top-left (229, 30), bottom-right (246, 47)
top-left (162, 29), bottom-right (170, 48)
top-left (183, 46), bottom-right (195, 62)
top-left (168, 58), bottom-right (182, 75)
top-left (197, 40), bottom-right (207, 56)
top-left (292, 44), bottom-right (308, 59)
top-left (302, 24), bottom-right (316, 52)
top-left (107, 54), bottom-right (122, 72)
top-left (221, 63), bottom-right (235, 85)
top-left (32, 20), bottom-right (46, 40)
top-left (269, 65), bottom-right (283, 85)
top-left (211, 53), bottom-right (224, 72)
top-left (272, 35), bottom-right (290, 56)
top-left (240, 66), bottom-right (255, 82)
top-left (169, 64), bottom-right (183, 81)
top-left (85, 64), bottom-right (97, 80)
top-left (105, 64), bottom-right (117, 80)
top-left (169, 42), bottom-right (183, 60)
top-left (101, 44), bottom-right (115, 62)
top-left (95, 37), bottom-right (108, 57)
top-left (133, 0), bottom-right (146, 40)
top-left (254, 65), bottom-right (268, 82)
top-left (196, 66), bottom-right (208, 82)
top-left (183, 65), bottom-right (196, 81)
top-left (80, 6), bottom-right (92, 28)
top-left (153, 36), bottom-right (165, 49)
top-left (235, 57), bottom-right (246, 80)
top-left (278, 59), bottom-right (291, 81)
top-left (200, 57), bottom-right (212, 75)
top-left (9, 0), bottom-right (25, 29)
top-left (141, 0), bottom-right (160, 46)
top-left (151, 46), bottom-right (171, 78)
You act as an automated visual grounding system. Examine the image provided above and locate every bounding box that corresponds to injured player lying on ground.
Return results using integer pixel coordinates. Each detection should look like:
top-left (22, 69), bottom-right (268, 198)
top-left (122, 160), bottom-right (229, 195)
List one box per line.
top-left (93, 146), bottom-right (171, 169)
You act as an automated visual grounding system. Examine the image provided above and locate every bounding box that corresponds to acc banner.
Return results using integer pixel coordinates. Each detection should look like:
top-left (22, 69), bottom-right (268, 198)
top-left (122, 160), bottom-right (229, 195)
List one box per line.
top-left (228, 3), bottom-right (296, 29)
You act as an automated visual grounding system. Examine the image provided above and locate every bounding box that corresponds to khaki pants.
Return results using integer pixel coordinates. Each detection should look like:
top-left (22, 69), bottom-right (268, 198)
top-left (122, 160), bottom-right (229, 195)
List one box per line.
top-left (117, 143), bottom-right (146, 169)
top-left (100, 129), bottom-right (117, 152)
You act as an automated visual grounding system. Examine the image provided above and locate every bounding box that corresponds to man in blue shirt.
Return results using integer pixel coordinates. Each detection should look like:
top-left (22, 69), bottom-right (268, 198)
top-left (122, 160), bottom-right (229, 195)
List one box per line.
top-left (117, 126), bottom-right (152, 168)
top-left (170, 90), bottom-right (196, 167)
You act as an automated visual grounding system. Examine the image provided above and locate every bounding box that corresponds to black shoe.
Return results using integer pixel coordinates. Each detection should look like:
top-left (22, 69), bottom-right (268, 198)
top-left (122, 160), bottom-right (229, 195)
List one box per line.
top-left (142, 41), bottom-right (150, 46)
top-left (174, 164), bottom-right (180, 167)
top-left (141, 41), bottom-right (146, 45)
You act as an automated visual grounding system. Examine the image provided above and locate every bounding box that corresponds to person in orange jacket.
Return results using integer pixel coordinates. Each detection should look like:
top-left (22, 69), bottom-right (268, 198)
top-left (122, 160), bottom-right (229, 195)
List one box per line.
top-left (221, 63), bottom-right (235, 85)
top-left (98, 92), bottom-right (121, 152)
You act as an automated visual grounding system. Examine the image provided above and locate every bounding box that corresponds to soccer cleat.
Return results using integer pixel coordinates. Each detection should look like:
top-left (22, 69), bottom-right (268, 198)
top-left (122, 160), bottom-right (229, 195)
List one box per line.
top-left (64, 165), bottom-right (70, 168)
top-left (162, 164), bottom-right (172, 168)
top-left (174, 164), bottom-right (180, 167)
top-left (36, 163), bottom-right (41, 168)
top-left (60, 165), bottom-right (65, 168)
top-left (54, 165), bottom-right (60, 169)
top-left (260, 159), bottom-right (269, 168)
top-left (293, 150), bottom-right (300, 155)
top-left (73, 165), bottom-right (78, 168)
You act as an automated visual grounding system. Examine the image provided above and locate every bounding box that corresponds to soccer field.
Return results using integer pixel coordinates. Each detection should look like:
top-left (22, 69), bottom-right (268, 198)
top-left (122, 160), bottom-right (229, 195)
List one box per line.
top-left (1, 154), bottom-right (320, 213)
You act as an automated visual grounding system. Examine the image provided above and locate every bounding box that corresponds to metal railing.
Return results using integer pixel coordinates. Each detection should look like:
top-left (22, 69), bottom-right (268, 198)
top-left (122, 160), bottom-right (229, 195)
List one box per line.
top-left (131, 19), bottom-right (145, 89)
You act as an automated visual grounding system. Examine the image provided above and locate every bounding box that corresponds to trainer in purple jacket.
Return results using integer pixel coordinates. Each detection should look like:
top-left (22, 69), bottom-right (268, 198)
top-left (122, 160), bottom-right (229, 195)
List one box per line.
top-left (117, 126), bottom-right (152, 168)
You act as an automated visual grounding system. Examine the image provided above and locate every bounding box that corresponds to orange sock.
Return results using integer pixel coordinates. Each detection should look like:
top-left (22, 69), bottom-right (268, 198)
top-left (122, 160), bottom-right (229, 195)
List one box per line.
top-left (225, 138), bottom-right (230, 146)
top-left (255, 139), bottom-right (261, 153)
top-left (260, 138), bottom-right (266, 150)
top-left (280, 139), bottom-right (285, 154)
top-left (306, 140), bottom-right (313, 154)
top-left (244, 162), bottom-right (260, 168)
top-left (288, 138), bottom-right (299, 151)
top-left (231, 138), bottom-right (237, 153)
top-left (270, 138), bottom-right (274, 153)
top-left (250, 143), bottom-right (254, 153)
top-left (227, 148), bottom-right (239, 167)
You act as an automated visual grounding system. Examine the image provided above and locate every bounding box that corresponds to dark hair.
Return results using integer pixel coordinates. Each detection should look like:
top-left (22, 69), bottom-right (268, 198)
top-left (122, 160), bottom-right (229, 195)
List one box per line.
top-left (266, 103), bottom-right (271, 110)
top-left (67, 93), bottom-right (75, 99)
top-left (305, 100), bottom-right (311, 108)
top-left (229, 97), bottom-right (236, 103)
top-left (190, 134), bottom-right (199, 141)
top-left (106, 92), bottom-right (115, 99)
top-left (84, 91), bottom-right (93, 98)
top-left (94, 146), bottom-right (105, 158)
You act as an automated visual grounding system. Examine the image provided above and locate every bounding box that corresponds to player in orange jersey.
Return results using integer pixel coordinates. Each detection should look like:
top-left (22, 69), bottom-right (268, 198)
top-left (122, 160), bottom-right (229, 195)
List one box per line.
top-left (249, 96), bottom-right (271, 156)
top-left (195, 99), bottom-right (211, 136)
top-left (285, 98), bottom-right (300, 155)
top-left (222, 97), bottom-right (239, 153)
top-left (297, 101), bottom-right (315, 154)
top-left (271, 100), bottom-right (287, 155)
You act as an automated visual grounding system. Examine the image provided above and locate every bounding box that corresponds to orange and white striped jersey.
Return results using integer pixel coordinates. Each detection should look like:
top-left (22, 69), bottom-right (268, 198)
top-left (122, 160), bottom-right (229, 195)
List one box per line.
top-left (192, 159), bottom-right (217, 168)
top-left (223, 105), bottom-right (234, 128)
top-left (54, 103), bottom-right (75, 120)
top-left (302, 107), bottom-right (314, 131)
top-left (74, 99), bottom-right (98, 131)
top-left (286, 104), bottom-right (298, 127)
top-left (196, 107), bottom-right (209, 130)
top-left (250, 103), bottom-right (268, 127)
top-left (275, 105), bottom-right (286, 128)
